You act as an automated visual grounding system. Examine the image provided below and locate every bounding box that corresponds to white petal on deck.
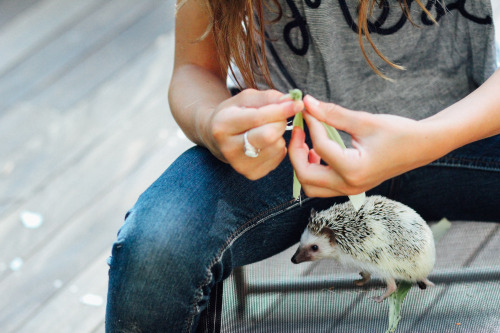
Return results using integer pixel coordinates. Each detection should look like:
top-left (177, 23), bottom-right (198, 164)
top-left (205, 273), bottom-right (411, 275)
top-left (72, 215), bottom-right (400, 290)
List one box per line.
top-left (20, 211), bottom-right (44, 229)
top-left (80, 294), bottom-right (104, 307)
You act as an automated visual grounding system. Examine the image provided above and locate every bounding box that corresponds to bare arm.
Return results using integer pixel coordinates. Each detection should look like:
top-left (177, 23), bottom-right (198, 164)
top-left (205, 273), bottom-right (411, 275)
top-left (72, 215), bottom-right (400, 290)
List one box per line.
top-left (421, 69), bottom-right (500, 152)
top-left (168, 0), bottom-right (303, 179)
top-left (289, 68), bottom-right (500, 197)
top-left (168, 0), bottom-right (230, 158)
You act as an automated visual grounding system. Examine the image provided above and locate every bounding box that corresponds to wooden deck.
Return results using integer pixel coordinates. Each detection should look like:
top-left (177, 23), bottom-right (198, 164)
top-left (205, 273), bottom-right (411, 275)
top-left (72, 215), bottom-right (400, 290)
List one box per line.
top-left (0, 1), bottom-right (499, 332)
top-left (0, 1), bottom-right (190, 331)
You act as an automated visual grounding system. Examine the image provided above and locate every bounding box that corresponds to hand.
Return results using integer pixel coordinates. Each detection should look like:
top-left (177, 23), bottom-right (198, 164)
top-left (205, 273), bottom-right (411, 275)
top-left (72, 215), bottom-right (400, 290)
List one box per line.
top-left (289, 95), bottom-right (436, 197)
top-left (207, 89), bottom-right (303, 180)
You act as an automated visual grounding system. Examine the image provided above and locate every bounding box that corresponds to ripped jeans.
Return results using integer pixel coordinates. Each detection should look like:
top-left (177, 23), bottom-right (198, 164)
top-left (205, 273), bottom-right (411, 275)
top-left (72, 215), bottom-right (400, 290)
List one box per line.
top-left (105, 133), bottom-right (500, 332)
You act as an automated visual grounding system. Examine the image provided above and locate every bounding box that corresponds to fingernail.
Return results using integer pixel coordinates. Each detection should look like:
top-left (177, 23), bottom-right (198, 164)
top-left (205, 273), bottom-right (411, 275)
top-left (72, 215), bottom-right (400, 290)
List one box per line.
top-left (280, 93), bottom-right (291, 101)
top-left (292, 126), bottom-right (304, 137)
top-left (304, 95), bottom-right (320, 107)
top-left (293, 101), bottom-right (304, 113)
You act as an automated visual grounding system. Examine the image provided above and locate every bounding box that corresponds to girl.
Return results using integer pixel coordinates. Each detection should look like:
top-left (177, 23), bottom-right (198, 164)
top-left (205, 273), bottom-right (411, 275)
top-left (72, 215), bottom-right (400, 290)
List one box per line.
top-left (106, 1), bottom-right (500, 331)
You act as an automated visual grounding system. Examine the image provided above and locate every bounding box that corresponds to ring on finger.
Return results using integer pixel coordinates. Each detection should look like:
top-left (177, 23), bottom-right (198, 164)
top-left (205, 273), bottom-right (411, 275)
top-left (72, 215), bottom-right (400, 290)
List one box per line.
top-left (243, 131), bottom-right (260, 158)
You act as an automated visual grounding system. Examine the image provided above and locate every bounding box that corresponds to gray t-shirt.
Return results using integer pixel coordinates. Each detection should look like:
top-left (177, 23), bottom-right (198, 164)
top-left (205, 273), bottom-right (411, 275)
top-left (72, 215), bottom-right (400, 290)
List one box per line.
top-left (243, 0), bottom-right (497, 121)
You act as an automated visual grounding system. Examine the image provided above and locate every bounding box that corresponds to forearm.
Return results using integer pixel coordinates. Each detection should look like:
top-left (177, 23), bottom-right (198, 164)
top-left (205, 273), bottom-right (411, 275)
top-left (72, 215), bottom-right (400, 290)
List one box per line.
top-left (421, 68), bottom-right (500, 159)
top-left (168, 64), bottom-right (231, 160)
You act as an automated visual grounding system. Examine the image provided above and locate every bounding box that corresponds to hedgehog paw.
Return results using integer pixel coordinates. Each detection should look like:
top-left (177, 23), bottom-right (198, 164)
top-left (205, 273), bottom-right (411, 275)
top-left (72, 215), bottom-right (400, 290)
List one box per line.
top-left (417, 278), bottom-right (435, 289)
top-left (372, 278), bottom-right (397, 303)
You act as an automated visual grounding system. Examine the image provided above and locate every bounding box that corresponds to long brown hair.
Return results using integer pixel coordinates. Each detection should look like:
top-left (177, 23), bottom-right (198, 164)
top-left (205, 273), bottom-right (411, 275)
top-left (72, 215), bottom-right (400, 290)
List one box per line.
top-left (178, 0), bottom-right (435, 87)
top-left (357, 0), bottom-right (435, 79)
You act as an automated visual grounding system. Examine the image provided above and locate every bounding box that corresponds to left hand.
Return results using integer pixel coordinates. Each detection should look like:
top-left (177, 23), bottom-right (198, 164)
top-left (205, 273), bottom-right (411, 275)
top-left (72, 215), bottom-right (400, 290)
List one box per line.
top-left (288, 95), bottom-right (438, 197)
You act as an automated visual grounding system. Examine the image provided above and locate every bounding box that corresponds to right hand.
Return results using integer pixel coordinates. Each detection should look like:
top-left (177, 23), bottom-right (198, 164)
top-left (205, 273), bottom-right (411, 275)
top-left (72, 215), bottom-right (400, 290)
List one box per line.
top-left (206, 89), bottom-right (303, 180)
top-left (288, 95), bottom-right (433, 197)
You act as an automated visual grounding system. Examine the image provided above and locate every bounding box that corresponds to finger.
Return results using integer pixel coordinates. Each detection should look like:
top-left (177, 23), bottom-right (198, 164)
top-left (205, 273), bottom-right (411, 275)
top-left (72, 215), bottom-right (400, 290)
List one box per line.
top-left (289, 127), bottom-right (338, 186)
top-left (253, 140), bottom-right (287, 176)
top-left (233, 89), bottom-right (287, 108)
top-left (229, 100), bottom-right (303, 134)
top-left (309, 149), bottom-right (321, 164)
top-left (289, 128), bottom-right (352, 196)
top-left (235, 139), bottom-right (287, 180)
top-left (303, 112), bottom-right (350, 172)
top-left (296, 162), bottom-right (362, 197)
top-left (246, 121), bottom-right (287, 149)
top-left (303, 95), bottom-right (367, 135)
top-left (294, 162), bottom-right (338, 190)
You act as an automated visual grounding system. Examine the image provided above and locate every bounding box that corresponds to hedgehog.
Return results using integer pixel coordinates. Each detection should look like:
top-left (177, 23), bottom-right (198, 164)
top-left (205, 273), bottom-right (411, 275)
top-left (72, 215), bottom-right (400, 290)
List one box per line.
top-left (291, 195), bottom-right (436, 302)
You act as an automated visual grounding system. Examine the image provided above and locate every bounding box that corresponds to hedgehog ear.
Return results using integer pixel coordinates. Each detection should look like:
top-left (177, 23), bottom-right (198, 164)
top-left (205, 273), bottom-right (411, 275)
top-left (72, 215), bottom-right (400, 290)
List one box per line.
top-left (310, 208), bottom-right (317, 219)
top-left (322, 228), bottom-right (336, 246)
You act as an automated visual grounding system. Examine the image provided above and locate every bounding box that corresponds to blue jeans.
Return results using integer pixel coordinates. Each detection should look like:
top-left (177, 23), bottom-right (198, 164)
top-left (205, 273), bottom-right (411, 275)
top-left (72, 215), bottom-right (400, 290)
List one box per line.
top-left (105, 134), bottom-right (500, 332)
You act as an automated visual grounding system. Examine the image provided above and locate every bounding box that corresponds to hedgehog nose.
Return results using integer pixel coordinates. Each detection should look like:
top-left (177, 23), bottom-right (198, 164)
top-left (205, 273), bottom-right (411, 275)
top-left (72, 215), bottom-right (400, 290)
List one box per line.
top-left (291, 255), bottom-right (297, 264)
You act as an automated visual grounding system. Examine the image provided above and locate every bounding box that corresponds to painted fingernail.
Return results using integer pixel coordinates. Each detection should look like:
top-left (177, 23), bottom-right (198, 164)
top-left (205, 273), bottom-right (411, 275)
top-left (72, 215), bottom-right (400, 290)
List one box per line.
top-left (292, 126), bottom-right (304, 138)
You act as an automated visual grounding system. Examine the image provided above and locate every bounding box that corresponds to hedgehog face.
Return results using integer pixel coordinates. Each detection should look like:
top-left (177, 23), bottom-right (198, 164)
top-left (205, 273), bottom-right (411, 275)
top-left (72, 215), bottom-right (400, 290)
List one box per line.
top-left (291, 227), bottom-right (336, 264)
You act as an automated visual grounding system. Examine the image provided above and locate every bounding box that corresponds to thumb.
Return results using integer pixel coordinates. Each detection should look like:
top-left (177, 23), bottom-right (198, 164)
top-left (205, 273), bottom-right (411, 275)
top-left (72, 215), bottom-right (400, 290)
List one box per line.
top-left (303, 95), bottom-right (367, 135)
top-left (233, 89), bottom-right (290, 108)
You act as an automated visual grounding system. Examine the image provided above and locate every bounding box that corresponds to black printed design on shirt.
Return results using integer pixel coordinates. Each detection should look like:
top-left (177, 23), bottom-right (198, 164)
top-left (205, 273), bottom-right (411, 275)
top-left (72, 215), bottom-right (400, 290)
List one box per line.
top-left (283, 0), bottom-right (320, 55)
top-left (282, 0), bottom-right (492, 56)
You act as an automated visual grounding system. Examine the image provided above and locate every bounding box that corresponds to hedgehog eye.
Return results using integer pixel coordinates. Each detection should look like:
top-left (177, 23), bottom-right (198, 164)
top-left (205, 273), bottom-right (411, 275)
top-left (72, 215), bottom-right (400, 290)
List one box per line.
top-left (311, 245), bottom-right (319, 252)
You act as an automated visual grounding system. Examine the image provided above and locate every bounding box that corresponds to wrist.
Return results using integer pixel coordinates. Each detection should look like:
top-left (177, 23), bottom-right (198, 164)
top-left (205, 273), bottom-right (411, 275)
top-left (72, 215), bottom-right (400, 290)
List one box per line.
top-left (196, 106), bottom-right (229, 163)
top-left (417, 107), bottom-right (478, 166)
top-left (419, 69), bottom-right (500, 158)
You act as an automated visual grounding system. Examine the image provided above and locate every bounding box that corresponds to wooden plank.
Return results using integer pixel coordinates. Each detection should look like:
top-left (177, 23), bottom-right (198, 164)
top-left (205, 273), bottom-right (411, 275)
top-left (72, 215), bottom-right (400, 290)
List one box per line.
top-left (92, 323), bottom-right (105, 333)
top-left (0, 105), bottom-right (193, 330)
top-left (25, 131), bottom-right (191, 332)
top-left (0, 32), bottom-right (185, 281)
top-left (0, 0), bottom-right (103, 77)
top-left (0, 17), bottom-right (174, 217)
top-left (0, 0), bottom-right (162, 111)
top-left (15, 252), bottom-right (109, 333)
top-left (0, 87), bottom-right (184, 279)
top-left (0, 0), bottom-right (42, 29)
top-left (0, 1), bottom-right (156, 159)
top-left (0, 0), bottom-right (168, 157)
top-left (33, 0), bottom-right (175, 110)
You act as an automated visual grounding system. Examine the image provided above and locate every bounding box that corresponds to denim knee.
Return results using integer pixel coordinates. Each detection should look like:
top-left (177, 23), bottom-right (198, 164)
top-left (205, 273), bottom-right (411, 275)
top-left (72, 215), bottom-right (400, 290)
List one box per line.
top-left (106, 204), bottom-right (230, 332)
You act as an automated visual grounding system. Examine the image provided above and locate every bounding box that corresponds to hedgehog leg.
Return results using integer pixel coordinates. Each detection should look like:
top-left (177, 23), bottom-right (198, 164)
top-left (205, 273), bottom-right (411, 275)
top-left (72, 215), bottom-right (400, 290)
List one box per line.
top-left (417, 278), bottom-right (435, 290)
top-left (372, 278), bottom-right (397, 303)
top-left (354, 271), bottom-right (371, 286)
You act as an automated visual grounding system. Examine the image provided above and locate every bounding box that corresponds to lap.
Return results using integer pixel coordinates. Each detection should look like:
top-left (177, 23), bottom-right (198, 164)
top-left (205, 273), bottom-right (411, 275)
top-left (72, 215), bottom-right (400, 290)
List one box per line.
top-left (117, 135), bottom-right (500, 267)
top-left (117, 144), bottom-right (324, 269)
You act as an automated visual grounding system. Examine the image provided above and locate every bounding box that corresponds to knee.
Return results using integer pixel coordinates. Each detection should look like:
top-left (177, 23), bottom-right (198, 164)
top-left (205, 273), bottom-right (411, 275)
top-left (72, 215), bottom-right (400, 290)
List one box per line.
top-left (106, 207), bottom-right (210, 332)
top-left (110, 209), bottom-right (191, 277)
top-left (109, 205), bottom-right (229, 285)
